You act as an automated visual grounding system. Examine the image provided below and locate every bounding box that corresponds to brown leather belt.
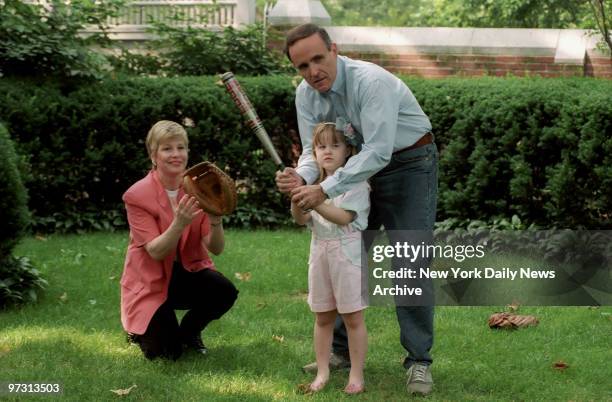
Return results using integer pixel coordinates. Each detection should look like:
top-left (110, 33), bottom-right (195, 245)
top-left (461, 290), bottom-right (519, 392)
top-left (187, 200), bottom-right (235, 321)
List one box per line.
top-left (393, 132), bottom-right (433, 155)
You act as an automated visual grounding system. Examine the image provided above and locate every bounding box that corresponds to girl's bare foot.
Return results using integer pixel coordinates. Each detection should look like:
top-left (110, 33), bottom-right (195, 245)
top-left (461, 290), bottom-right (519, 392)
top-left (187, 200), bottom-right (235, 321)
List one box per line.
top-left (309, 374), bottom-right (328, 392)
top-left (344, 382), bottom-right (366, 395)
top-left (297, 374), bottom-right (328, 394)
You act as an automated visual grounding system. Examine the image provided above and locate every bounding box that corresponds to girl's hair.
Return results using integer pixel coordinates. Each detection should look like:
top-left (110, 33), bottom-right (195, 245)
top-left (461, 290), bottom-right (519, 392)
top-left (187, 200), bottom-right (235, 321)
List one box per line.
top-left (312, 122), bottom-right (354, 183)
top-left (146, 120), bottom-right (189, 168)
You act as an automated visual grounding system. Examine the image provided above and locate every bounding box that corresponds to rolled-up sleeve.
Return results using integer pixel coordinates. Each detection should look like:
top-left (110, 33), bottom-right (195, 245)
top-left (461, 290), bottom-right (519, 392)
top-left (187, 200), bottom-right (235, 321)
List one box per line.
top-left (295, 87), bottom-right (322, 185)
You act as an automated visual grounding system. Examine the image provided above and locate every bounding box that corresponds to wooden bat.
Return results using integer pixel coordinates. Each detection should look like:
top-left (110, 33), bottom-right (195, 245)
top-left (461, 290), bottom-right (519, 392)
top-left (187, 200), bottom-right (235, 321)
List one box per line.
top-left (221, 72), bottom-right (285, 170)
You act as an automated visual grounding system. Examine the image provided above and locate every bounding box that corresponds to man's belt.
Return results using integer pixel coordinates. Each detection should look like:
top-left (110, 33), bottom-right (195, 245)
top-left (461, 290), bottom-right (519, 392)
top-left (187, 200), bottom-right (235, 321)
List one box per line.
top-left (393, 132), bottom-right (434, 155)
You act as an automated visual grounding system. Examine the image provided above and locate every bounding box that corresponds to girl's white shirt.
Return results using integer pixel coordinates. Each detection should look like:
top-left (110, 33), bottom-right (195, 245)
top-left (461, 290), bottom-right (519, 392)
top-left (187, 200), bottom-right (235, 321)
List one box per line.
top-left (307, 168), bottom-right (371, 265)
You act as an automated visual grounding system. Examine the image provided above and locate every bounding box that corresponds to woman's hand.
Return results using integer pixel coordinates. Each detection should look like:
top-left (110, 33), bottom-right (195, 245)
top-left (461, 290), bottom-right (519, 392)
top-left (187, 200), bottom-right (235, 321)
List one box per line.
top-left (173, 195), bottom-right (203, 228)
top-left (208, 214), bottom-right (222, 226)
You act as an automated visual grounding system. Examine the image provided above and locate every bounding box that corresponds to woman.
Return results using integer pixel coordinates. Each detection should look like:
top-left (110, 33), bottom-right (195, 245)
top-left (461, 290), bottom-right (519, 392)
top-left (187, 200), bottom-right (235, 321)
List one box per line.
top-left (121, 120), bottom-right (238, 360)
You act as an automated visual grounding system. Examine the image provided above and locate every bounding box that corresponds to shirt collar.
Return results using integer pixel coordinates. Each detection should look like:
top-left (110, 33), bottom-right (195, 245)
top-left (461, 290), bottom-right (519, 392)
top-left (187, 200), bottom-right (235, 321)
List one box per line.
top-left (328, 55), bottom-right (346, 96)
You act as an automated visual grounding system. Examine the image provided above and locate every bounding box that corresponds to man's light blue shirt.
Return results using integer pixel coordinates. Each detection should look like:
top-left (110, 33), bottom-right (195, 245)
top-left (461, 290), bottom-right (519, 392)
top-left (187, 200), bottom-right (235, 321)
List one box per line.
top-left (295, 55), bottom-right (432, 198)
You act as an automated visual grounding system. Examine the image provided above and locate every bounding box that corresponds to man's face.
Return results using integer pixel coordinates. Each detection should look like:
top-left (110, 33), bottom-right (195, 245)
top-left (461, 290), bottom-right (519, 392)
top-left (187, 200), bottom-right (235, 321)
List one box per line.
top-left (288, 33), bottom-right (338, 93)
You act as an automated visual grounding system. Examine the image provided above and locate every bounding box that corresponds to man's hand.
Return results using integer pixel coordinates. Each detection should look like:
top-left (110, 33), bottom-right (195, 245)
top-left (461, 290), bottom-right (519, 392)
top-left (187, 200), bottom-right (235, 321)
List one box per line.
top-left (291, 185), bottom-right (327, 210)
top-left (275, 167), bottom-right (304, 194)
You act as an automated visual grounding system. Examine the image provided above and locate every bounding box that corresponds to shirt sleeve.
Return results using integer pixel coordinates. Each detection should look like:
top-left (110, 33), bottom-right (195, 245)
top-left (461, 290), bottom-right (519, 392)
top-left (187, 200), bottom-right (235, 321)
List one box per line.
top-left (321, 78), bottom-right (397, 198)
top-left (337, 182), bottom-right (371, 231)
top-left (294, 87), bottom-right (321, 185)
top-left (200, 213), bottom-right (210, 238)
top-left (125, 202), bottom-right (161, 248)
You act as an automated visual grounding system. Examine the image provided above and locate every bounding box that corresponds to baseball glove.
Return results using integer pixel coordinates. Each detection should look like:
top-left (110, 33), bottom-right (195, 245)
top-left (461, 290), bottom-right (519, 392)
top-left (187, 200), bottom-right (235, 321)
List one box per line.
top-left (488, 312), bottom-right (539, 329)
top-left (183, 161), bottom-right (237, 216)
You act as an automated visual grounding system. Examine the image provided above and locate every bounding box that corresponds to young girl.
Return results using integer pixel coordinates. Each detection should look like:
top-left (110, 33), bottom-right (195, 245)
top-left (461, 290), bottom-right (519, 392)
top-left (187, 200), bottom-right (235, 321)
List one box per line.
top-left (292, 122), bottom-right (370, 395)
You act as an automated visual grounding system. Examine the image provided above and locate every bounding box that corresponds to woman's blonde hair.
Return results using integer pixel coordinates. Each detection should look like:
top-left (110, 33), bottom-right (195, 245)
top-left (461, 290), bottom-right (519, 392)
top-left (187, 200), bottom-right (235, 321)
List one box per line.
top-left (146, 120), bottom-right (189, 168)
top-left (312, 122), bottom-right (354, 183)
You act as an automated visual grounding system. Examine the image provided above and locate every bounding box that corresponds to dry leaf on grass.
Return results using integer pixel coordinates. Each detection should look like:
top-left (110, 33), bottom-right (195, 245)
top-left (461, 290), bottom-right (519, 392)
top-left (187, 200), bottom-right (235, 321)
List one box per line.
top-left (506, 301), bottom-right (521, 312)
top-left (272, 335), bottom-right (284, 343)
top-left (59, 292), bottom-right (68, 303)
top-left (110, 384), bottom-right (137, 396)
top-left (297, 383), bottom-right (315, 395)
top-left (35, 235), bottom-right (47, 241)
top-left (234, 272), bottom-right (252, 281)
top-left (488, 312), bottom-right (539, 329)
top-left (0, 345), bottom-right (10, 357)
top-left (553, 361), bottom-right (569, 370)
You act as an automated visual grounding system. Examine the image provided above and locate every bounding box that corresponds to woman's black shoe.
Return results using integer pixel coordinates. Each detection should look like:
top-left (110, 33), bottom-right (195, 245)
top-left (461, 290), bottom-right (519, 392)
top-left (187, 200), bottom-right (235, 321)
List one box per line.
top-left (183, 334), bottom-right (208, 355)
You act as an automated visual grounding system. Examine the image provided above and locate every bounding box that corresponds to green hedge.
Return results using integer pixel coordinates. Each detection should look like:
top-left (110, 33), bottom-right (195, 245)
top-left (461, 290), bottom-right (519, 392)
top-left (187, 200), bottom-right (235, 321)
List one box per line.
top-left (0, 123), bottom-right (46, 308)
top-left (0, 123), bottom-right (29, 257)
top-left (0, 76), bottom-right (610, 232)
top-left (406, 77), bottom-right (611, 229)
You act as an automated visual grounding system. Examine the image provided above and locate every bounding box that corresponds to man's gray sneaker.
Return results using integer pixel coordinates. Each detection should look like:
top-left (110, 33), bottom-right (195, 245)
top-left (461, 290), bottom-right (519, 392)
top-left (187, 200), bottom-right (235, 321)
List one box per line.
top-left (406, 363), bottom-right (433, 395)
top-left (302, 353), bottom-right (351, 374)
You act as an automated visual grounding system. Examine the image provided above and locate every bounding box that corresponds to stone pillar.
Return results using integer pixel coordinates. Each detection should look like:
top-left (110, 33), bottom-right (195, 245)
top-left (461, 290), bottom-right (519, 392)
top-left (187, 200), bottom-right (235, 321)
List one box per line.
top-left (266, 0), bottom-right (331, 52)
top-left (267, 0), bottom-right (332, 27)
top-left (235, 0), bottom-right (256, 26)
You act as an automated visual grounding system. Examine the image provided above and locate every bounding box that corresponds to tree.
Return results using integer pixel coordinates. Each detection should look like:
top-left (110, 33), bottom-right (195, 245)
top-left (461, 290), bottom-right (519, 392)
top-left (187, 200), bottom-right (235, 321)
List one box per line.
top-left (321, 0), bottom-right (599, 29)
top-left (0, 0), bottom-right (123, 80)
top-left (589, 0), bottom-right (612, 55)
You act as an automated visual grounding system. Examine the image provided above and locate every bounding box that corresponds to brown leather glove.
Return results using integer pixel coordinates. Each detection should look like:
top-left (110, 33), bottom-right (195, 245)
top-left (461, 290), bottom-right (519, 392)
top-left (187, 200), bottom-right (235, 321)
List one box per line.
top-left (488, 312), bottom-right (539, 329)
top-left (183, 161), bottom-right (237, 216)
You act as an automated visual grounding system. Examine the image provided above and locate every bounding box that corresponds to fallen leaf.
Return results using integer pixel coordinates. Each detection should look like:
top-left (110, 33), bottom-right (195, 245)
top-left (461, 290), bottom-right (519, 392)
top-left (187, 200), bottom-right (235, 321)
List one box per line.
top-left (59, 292), bottom-right (68, 303)
top-left (0, 345), bottom-right (10, 357)
top-left (89, 299), bottom-right (97, 305)
top-left (35, 235), bottom-right (47, 241)
top-left (234, 272), bottom-right (252, 281)
top-left (506, 301), bottom-right (520, 312)
top-left (272, 335), bottom-right (284, 343)
top-left (110, 384), bottom-right (137, 396)
top-left (297, 382), bottom-right (315, 395)
top-left (553, 361), bottom-right (569, 370)
top-left (109, 276), bottom-right (116, 280)
top-left (256, 302), bottom-right (267, 309)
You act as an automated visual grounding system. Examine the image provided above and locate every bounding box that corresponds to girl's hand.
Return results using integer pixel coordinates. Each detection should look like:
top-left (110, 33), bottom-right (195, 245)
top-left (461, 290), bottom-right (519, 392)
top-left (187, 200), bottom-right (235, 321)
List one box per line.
top-left (173, 195), bottom-right (202, 228)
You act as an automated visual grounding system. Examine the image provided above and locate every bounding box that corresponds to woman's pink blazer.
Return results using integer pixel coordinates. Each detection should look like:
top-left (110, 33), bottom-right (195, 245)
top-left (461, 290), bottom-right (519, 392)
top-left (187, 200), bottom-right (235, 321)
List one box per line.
top-left (120, 170), bottom-right (214, 334)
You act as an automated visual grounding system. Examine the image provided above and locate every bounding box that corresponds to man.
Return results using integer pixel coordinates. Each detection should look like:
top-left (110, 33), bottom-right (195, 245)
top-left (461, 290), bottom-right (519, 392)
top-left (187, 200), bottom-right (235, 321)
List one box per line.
top-left (276, 23), bottom-right (438, 395)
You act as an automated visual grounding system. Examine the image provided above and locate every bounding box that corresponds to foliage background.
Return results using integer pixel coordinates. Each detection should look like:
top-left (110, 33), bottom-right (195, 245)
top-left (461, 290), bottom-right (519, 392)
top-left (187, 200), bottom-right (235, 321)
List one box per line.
top-left (0, 76), bottom-right (610, 233)
top-left (318, 0), bottom-right (603, 29)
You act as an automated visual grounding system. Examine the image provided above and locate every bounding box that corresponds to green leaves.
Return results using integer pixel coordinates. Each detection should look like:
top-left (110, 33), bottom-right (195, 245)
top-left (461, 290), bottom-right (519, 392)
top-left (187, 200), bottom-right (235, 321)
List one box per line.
top-left (0, 0), bottom-right (123, 81)
top-left (113, 23), bottom-right (292, 77)
top-left (0, 256), bottom-right (47, 308)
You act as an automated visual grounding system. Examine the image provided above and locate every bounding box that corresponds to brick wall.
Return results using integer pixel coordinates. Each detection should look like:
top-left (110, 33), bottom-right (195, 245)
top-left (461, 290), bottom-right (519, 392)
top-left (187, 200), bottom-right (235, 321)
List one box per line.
top-left (343, 52), bottom-right (612, 79)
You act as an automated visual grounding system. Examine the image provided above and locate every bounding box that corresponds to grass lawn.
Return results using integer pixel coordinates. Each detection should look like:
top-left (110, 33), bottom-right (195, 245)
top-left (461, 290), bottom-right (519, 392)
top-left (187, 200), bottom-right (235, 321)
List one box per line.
top-left (2, 230), bottom-right (611, 401)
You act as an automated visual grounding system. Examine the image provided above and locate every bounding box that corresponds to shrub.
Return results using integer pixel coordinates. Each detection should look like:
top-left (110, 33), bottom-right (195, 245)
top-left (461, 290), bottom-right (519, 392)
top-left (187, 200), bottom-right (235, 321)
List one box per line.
top-left (0, 75), bottom-right (297, 232)
top-left (0, 76), bottom-right (610, 231)
top-left (0, 123), bottom-right (29, 258)
top-left (110, 23), bottom-right (291, 77)
top-left (0, 123), bottom-right (45, 308)
top-left (404, 76), bottom-right (612, 229)
top-left (0, 0), bottom-right (123, 81)
top-left (0, 256), bottom-right (47, 308)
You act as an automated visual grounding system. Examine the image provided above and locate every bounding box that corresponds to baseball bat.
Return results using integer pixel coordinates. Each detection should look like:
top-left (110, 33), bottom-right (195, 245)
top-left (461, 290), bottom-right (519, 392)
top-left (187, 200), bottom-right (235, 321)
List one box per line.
top-left (221, 72), bottom-right (285, 171)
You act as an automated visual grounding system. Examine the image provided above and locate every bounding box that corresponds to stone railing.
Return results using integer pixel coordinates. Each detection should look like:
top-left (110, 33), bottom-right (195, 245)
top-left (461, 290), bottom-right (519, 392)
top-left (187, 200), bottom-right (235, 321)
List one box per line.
top-left (102, 0), bottom-right (255, 40)
top-left (108, 0), bottom-right (237, 27)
